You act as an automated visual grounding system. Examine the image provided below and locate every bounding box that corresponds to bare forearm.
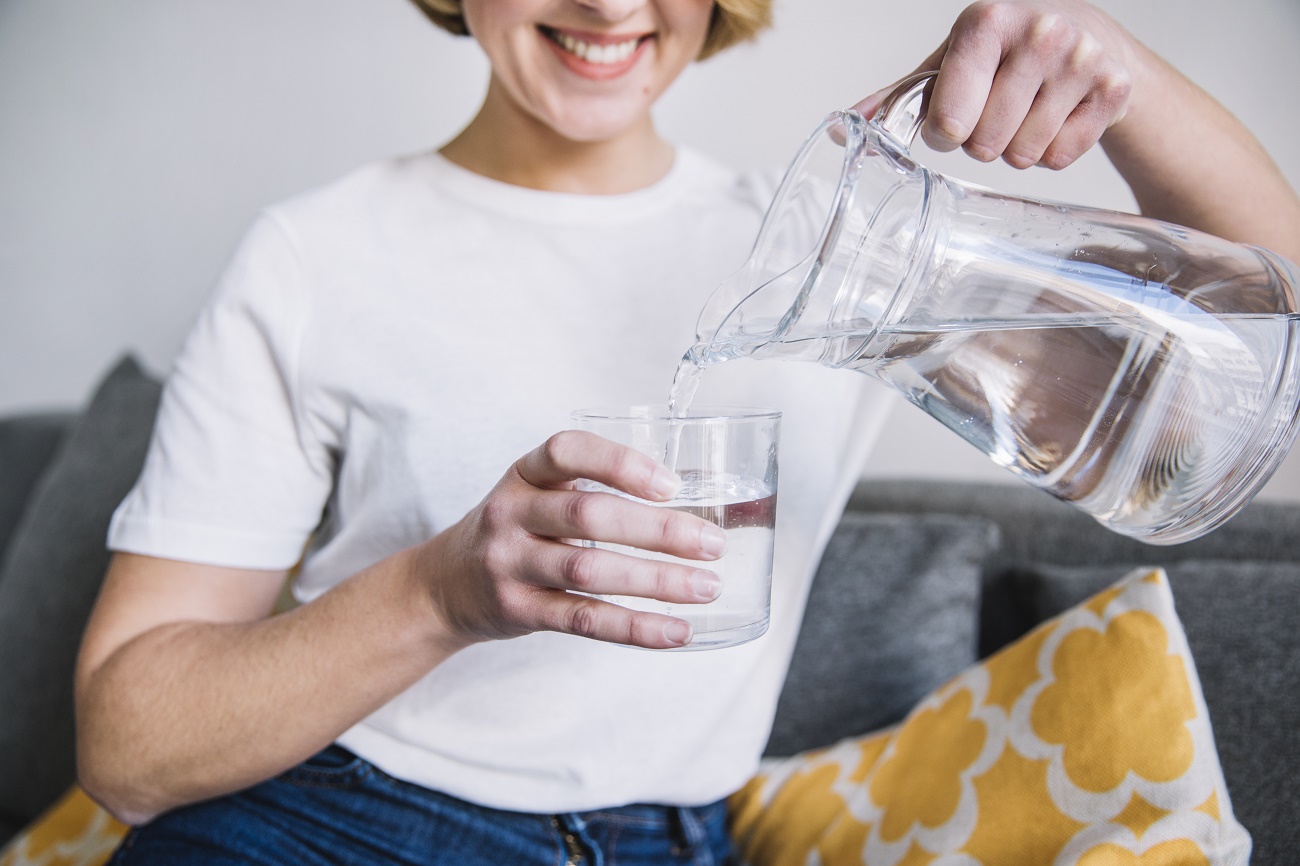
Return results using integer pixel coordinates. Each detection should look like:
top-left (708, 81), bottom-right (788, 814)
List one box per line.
top-left (1103, 44), bottom-right (1300, 262)
top-left (77, 432), bottom-right (724, 824)
top-left (77, 547), bottom-right (466, 824)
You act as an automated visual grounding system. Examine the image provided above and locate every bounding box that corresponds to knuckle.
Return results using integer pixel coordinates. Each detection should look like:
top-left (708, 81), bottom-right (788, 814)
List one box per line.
top-left (479, 540), bottom-right (515, 579)
top-left (1039, 146), bottom-right (1077, 171)
top-left (563, 548), bottom-right (601, 592)
top-left (478, 494), bottom-right (514, 535)
top-left (563, 491), bottom-right (599, 531)
top-left (1067, 31), bottom-right (1102, 71)
top-left (652, 564), bottom-right (681, 601)
top-left (960, 1), bottom-right (1005, 32)
top-left (1003, 149), bottom-right (1040, 170)
top-left (625, 614), bottom-right (655, 648)
top-left (1027, 13), bottom-right (1068, 56)
top-left (608, 446), bottom-right (649, 487)
top-left (493, 584), bottom-right (526, 619)
top-left (565, 599), bottom-right (602, 639)
top-left (656, 513), bottom-right (691, 552)
top-left (950, 3), bottom-right (1008, 60)
top-left (1097, 69), bottom-right (1132, 107)
top-left (925, 113), bottom-right (972, 148)
top-left (963, 139), bottom-right (999, 162)
top-left (540, 431), bottom-right (578, 472)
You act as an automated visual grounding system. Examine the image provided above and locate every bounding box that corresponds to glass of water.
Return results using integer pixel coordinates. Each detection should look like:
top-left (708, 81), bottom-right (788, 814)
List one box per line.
top-left (570, 406), bottom-right (781, 651)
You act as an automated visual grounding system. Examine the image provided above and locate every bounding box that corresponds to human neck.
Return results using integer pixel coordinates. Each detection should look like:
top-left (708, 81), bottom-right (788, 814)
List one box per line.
top-left (439, 81), bottom-right (676, 195)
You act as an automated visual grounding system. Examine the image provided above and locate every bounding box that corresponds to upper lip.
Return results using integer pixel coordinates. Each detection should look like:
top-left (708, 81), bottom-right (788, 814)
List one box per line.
top-left (540, 25), bottom-right (653, 46)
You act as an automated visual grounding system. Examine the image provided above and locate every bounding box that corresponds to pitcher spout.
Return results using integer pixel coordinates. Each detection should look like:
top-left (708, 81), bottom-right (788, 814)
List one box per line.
top-left (692, 107), bottom-right (919, 366)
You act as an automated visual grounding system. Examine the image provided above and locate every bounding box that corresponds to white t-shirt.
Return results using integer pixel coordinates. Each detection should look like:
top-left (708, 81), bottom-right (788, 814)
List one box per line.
top-left (109, 148), bottom-right (897, 812)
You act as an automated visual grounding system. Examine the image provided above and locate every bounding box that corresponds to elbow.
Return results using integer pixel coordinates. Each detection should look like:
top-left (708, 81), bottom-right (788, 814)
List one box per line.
top-left (76, 734), bottom-right (166, 827)
top-left (78, 760), bottom-right (162, 827)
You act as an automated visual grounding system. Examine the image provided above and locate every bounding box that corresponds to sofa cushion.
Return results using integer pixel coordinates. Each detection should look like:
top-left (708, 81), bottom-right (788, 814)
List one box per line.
top-left (846, 478), bottom-right (1300, 659)
top-left (0, 413), bottom-right (72, 569)
top-left (732, 568), bottom-right (1251, 866)
top-left (848, 479), bottom-right (1300, 568)
top-left (765, 512), bottom-right (998, 758)
top-left (0, 356), bottom-right (162, 831)
top-left (1011, 558), bottom-right (1300, 866)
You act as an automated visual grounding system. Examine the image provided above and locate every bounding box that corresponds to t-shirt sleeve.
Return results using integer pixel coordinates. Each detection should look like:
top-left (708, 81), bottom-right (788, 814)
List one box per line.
top-left (109, 212), bottom-right (336, 570)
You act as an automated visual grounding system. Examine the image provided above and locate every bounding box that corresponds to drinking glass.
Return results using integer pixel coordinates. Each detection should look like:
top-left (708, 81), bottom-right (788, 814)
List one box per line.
top-left (571, 406), bottom-right (781, 650)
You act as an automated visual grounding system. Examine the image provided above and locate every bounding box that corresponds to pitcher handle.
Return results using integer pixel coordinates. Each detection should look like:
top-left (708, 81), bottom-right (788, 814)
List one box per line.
top-left (873, 70), bottom-right (939, 148)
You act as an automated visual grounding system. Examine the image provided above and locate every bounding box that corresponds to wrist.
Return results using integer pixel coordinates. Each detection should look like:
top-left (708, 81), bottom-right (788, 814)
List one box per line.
top-left (391, 534), bottom-right (482, 657)
top-left (1101, 37), bottom-right (1180, 146)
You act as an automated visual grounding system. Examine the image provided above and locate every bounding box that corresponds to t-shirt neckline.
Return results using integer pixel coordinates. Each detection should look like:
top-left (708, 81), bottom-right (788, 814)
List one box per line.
top-left (422, 148), bottom-right (708, 224)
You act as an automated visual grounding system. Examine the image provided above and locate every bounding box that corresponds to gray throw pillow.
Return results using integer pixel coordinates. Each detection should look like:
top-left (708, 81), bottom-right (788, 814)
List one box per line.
top-left (0, 356), bottom-right (162, 829)
top-left (1012, 559), bottom-right (1300, 866)
top-left (764, 512), bottom-right (999, 757)
top-left (0, 413), bottom-right (72, 568)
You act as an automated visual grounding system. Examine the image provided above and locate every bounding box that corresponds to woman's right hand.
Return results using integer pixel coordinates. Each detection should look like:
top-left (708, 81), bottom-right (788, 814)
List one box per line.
top-left (410, 430), bottom-right (728, 650)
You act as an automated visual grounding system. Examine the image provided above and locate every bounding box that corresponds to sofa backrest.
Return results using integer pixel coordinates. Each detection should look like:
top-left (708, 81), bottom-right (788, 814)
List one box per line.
top-left (847, 477), bottom-right (1300, 653)
top-left (0, 413), bottom-right (73, 567)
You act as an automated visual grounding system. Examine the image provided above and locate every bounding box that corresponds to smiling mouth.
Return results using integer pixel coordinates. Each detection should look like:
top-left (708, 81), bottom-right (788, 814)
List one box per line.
top-left (540, 26), bottom-right (650, 66)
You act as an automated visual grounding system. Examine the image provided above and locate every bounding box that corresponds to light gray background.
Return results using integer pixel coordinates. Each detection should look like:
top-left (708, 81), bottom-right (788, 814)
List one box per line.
top-left (3, 0), bottom-right (1298, 502)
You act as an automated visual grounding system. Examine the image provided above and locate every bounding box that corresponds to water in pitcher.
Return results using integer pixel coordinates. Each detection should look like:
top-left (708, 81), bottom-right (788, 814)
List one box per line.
top-left (859, 312), bottom-right (1295, 530)
top-left (675, 267), bottom-right (1299, 542)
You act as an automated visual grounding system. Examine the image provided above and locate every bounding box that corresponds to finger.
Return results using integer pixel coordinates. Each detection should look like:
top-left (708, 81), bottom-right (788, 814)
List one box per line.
top-left (922, 40), bottom-right (1002, 153)
top-left (847, 84), bottom-right (896, 126)
top-left (533, 592), bottom-right (695, 649)
top-left (516, 430), bottom-right (679, 501)
top-left (962, 57), bottom-right (1046, 163)
top-left (1003, 26), bottom-right (1130, 169)
top-left (1036, 65), bottom-right (1130, 169)
top-left (524, 541), bottom-right (723, 604)
top-left (1036, 97), bottom-right (1119, 170)
top-left (523, 488), bottom-right (727, 560)
top-left (999, 76), bottom-right (1093, 168)
top-left (849, 39), bottom-right (948, 120)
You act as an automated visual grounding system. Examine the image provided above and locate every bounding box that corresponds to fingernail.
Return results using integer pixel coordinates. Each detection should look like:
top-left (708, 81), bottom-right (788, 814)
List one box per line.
top-left (700, 525), bottom-right (727, 558)
top-left (691, 571), bottom-right (722, 601)
top-left (663, 620), bottom-right (693, 646)
top-left (651, 466), bottom-right (681, 500)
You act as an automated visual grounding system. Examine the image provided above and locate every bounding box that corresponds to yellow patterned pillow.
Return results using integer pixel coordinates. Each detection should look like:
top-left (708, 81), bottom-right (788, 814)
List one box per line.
top-left (0, 787), bottom-right (127, 866)
top-left (731, 568), bottom-right (1251, 866)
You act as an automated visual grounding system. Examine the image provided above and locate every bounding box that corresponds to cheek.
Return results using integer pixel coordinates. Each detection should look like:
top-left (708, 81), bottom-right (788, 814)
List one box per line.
top-left (654, 1), bottom-right (713, 70)
top-left (671, 0), bottom-right (715, 46)
top-left (460, 0), bottom-right (541, 60)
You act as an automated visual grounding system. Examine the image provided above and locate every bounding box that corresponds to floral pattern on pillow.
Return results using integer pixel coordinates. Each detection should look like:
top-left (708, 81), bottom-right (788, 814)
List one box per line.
top-left (730, 568), bottom-right (1251, 866)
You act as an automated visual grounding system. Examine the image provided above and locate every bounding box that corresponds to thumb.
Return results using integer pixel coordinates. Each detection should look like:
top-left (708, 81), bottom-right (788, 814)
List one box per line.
top-left (848, 84), bottom-right (896, 121)
top-left (850, 40), bottom-right (948, 120)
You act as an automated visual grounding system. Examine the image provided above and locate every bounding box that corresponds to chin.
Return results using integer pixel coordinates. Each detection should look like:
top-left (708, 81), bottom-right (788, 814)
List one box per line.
top-left (552, 111), bottom-right (651, 144)
top-left (533, 87), bottom-right (656, 144)
top-left (557, 121), bottom-right (641, 143)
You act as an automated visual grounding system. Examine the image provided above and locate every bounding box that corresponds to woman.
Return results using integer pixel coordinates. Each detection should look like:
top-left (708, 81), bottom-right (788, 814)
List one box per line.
top-left (76, 0), bottom-right (1300, 863)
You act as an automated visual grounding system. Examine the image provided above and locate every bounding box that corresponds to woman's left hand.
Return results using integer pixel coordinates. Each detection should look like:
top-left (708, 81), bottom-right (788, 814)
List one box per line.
top-left (854, 0), bottom-right (1140, 170)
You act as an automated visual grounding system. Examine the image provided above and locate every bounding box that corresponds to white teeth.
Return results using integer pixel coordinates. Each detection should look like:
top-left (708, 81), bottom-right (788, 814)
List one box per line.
top-left (552, 31), bottom-right (640, 65)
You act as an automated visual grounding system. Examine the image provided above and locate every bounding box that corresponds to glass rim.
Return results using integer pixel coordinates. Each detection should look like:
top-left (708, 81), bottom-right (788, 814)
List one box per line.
top-left (571, 405), bottom-right (782, 423)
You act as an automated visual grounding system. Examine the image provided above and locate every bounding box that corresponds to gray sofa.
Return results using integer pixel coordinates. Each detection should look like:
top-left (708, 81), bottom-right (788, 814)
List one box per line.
top-left (1, 356), bottom-right (1297, 863)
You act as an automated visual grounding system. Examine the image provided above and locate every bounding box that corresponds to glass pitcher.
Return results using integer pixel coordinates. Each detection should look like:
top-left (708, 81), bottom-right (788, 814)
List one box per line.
top-left (686, 72), bottom-right (1300, 544)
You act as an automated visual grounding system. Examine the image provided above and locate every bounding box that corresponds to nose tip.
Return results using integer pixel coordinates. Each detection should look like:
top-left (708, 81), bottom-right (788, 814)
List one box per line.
top-left (571, 0), bottom-right (647, 23)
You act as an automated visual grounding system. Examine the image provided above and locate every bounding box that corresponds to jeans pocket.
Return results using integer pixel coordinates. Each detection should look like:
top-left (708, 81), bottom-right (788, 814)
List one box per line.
top-left (276, 744), bottom-right (372, 790)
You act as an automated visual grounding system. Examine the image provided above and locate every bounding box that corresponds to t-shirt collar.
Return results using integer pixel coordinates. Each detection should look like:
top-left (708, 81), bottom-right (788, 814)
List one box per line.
top-left (422, 148), bottom-right (707, 224)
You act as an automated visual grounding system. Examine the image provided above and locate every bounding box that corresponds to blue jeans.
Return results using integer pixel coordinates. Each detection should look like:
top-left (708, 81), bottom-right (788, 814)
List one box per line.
top-left (108, 746), bottom-right (737, 865)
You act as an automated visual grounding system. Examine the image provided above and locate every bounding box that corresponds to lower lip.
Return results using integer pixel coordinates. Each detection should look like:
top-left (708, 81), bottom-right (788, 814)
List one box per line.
top-left (542, 32), bottom-right (650, 81)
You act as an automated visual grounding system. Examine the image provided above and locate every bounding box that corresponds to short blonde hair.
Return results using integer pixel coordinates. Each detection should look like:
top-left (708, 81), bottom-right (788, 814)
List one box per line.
top-left (410, 0), bottom-right (772, 61)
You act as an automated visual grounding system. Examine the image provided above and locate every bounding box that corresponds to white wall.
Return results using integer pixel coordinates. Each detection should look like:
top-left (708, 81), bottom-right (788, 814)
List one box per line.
top-left (2, 0), bottom-right (1297, 502)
